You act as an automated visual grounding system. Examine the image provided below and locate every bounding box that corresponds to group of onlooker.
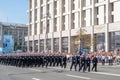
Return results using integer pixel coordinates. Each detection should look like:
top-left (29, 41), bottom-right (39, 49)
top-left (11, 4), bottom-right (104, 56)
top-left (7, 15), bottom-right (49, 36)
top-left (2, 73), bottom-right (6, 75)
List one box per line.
top-left (86, 51), bottom-right (120, 66)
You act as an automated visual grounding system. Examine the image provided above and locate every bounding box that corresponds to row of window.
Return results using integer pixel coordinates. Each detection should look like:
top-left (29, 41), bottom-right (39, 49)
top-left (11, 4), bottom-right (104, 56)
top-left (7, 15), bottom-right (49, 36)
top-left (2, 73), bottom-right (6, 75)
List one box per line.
top-left (29, 1), bottom-right (118, 22)
top-left (29, 37), bottom-right (68, 52)
top-left (29, 0), bottom-right (107, 9)
top-left (29, 31), bottom-right (120, 52)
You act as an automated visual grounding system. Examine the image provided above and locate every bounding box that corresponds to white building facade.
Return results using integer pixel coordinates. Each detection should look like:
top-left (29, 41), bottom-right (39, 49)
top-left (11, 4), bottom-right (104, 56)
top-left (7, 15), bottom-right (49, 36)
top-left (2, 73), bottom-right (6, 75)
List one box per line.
top-left (25, 0), bottom-right (120, 53)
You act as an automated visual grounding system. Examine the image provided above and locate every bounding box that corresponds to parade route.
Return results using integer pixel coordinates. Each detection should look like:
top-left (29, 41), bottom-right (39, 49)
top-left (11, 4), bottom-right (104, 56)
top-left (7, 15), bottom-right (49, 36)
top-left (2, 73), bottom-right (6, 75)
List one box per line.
top-left (0, 64), bottom-right (120, 80)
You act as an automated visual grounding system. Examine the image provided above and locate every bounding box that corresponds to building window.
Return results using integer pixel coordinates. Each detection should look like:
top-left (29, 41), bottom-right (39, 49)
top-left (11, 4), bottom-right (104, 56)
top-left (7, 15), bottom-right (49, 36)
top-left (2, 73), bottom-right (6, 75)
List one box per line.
top-left (83, 10), bottom-right (86, 27)
top-left (46, 39), bottom-right (51, 50)
top-left (111, 3), bottom-right (114, 11)
top-left (40, 40), bottom-right (44, 52)
top-left (111, 15), bottom-right (114, 23)
top-left (47, 4), bottom-right (50, 10)
top-left (29, 24), bottom-right (32, 35)
top-left (35, 9), bottom-right (37, 21)
top-left (29, 11), bottom-right (32, 22)
top-left (96, 0), bottom-right (99, 3)
top-left (94, 33), bottom-right (105, 51)
top-left (34, 40), bottom-right (38, 52)
top-left (62, 0), bottom-right (65, 13)
top-left (62, 16), bottom-right (65, 31)
top-left (41, 7), bottom-right (43, 19)
top-left (35, 0), bottom-right (37, 7)
top-left (47, 4), bottom-right (50, 15)
top-left (54, 18), bottom-right (57, 32)
top-left (54, 38), bottom-right (59, 52)
top-left (96, 18), bottom-right (99, 25)
top-left (40, 22), bottom-right (43, 34)
top-left (72, 0), bottom-right (75, 10)
top-left (46, 20), bottom-right (50, 33)
top-left (34, 23), bottom-right (37, 35)
top-left (110, 32), bottom-right (120, 51)
top-left (96, 7), bottom-right (99, 14)
top-left (29, 0), bottom-right (32, 9)
top-left (54, 1), bottom-right (57, 15)
top-left (47, 0), bottom-right (50, 2)
top-left (72, 13), bottom-right (75, 29)
top-left (41, 0), bottom-right (43, 4)
top-left (62, 37), bottom-right (68, 52)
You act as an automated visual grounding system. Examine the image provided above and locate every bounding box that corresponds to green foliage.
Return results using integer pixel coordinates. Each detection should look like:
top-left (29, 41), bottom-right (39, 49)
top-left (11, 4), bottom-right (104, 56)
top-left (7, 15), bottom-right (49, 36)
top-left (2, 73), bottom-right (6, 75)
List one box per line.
top-left (14, 42), bottom-right (21, 51)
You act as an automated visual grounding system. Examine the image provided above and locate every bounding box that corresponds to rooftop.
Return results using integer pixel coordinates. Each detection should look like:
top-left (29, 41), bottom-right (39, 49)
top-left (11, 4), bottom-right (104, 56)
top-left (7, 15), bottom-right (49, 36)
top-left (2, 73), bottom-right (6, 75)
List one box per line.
top-left (0, 22), bottom-right (27, 27)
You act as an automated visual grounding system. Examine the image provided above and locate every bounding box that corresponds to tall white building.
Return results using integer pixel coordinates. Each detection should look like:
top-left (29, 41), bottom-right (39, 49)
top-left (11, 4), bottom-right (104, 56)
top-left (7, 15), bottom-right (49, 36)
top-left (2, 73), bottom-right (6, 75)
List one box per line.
top-left (25, 0), bottom-right (120, 53)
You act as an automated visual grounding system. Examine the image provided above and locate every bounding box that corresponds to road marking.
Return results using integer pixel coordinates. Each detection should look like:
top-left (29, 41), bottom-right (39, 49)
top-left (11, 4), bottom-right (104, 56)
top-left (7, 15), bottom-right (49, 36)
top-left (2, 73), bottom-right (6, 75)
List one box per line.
top-left (29, 68), bottom-right (42, 72)
top-left (66, 74), bottom-right (91, 80)
top-left (48, 67), bottom-right (70, 70)
top-left (32, 78), bottom-right (40, 80)
top-left (91, 72), bottom-right (120, 77)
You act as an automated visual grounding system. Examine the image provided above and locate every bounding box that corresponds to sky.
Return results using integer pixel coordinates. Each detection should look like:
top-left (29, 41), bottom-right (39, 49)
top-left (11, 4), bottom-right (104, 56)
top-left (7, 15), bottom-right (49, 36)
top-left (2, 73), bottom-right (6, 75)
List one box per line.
top-left (0, 0), bottom-right (28, 24)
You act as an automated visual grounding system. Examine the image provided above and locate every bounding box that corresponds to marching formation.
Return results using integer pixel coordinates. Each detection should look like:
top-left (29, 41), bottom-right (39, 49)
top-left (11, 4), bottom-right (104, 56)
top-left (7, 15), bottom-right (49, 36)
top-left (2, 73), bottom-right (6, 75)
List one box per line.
top-left (0, 53), bottom-right (67, 68)
top-left (0, 53), bottom-right (98, 72)
top-left (70, 54), bottom-right (98, 72)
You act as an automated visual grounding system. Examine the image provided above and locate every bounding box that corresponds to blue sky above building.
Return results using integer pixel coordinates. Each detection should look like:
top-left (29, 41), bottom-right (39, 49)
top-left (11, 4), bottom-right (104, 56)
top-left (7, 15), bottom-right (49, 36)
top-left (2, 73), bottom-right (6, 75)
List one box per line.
top-left (0, 0), bottom-right (28, 24)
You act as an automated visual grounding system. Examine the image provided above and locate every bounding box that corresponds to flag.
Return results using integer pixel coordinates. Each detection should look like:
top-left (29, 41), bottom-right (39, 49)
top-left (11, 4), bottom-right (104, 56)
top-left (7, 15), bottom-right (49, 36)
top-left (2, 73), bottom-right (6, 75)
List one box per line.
top-left (78, 39), bottom-right (83, 55)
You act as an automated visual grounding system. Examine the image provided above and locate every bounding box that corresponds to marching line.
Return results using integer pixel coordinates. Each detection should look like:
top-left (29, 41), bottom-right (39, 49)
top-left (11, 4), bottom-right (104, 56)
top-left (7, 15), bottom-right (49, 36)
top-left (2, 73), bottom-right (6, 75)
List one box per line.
top-left (32, 78), bottom-right (40, 80)
top-left (66, 74), bottom-right (91, 80)
top-left (91, 72), bottom-right (120, 77)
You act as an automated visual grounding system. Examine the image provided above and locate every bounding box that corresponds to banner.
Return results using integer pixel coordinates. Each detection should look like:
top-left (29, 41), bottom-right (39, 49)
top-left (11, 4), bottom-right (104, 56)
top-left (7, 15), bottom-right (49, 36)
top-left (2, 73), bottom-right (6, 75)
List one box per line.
top-left (2, 35), bottom-right (14, 53)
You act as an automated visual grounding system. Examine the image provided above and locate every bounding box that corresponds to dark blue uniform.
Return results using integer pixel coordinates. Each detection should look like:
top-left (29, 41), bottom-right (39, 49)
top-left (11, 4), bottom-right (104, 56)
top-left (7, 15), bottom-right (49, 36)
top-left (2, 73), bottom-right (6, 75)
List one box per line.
top-left (70, 55), bottom-right (77, 71)
top-left (92, 56), bottom-right (98, 72)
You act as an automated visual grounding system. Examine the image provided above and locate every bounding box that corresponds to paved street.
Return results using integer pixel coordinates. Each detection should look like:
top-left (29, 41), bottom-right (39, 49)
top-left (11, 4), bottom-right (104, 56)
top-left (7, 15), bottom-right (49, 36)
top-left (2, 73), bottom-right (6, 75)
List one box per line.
top-left (0, 64), bottom-right (120, 80)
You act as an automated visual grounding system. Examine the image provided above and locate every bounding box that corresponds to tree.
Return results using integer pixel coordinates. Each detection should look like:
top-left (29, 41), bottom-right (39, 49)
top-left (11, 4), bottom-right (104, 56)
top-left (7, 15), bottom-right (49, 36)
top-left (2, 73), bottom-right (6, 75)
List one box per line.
top-left (14, 42), bottom-right (21, 51)
top-left (72, 27), bottom-right (92, 53)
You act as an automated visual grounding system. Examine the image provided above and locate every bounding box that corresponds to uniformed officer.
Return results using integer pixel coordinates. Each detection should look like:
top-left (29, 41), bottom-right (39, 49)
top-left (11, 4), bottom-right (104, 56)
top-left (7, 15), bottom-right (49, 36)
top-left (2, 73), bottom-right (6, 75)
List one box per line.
top-left (92, 55), bottom-right (98, 72)
top-left (75, 54), bottom-right (81, 71)
top-left (86, 55), bottom-right (91, 72)
top-left (79, 55), bottom-right (86, 72)
top-left (70, 54), bottom-right (77, 71)
top-left (63, 54), bottom-right (67, 68)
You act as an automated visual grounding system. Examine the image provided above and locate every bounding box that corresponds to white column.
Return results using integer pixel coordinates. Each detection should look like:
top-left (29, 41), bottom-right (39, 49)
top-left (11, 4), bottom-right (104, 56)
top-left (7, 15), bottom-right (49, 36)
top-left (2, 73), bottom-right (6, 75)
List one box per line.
top-left (27, 37), bottom-right (30, 52)
top-left (51, 0), bottom-right (54, 53)
top-left (91, 26), bottom-right (94, 52)
top-left (32, 36), bottom-right (35, 52)
top-left (44, 0), bottom-right (47, 52)
top-left (59, 0), bottom-right (62, 53)
top-left (106, 0), bottom-right (110, 24)
top-left (80, 0), bottom-right (83, 27)
top-left (68, 0), bottom-right (72, 53)
top-left (68, 36), bottom-right (71, 53)
top-left (105, 24), bottom-right (109, 52)
top-left (51, 37), bottom-right (54, 53)
top-left (91, 0), bottom-right (95, 52)
top-left (38, 35), bottom-right (40, 53)
top-left (59, 37), bottom-right (62, 52)
top-left (105, 0), bottom-right (110, 52)
top-left (38, 0), bottom-right (41, 53)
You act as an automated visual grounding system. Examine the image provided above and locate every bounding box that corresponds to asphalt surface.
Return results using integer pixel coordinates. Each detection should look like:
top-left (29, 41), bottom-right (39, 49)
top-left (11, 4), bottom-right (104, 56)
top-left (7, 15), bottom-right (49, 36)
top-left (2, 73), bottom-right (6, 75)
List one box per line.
top-left (0, 64), bottom-right (120, 80)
